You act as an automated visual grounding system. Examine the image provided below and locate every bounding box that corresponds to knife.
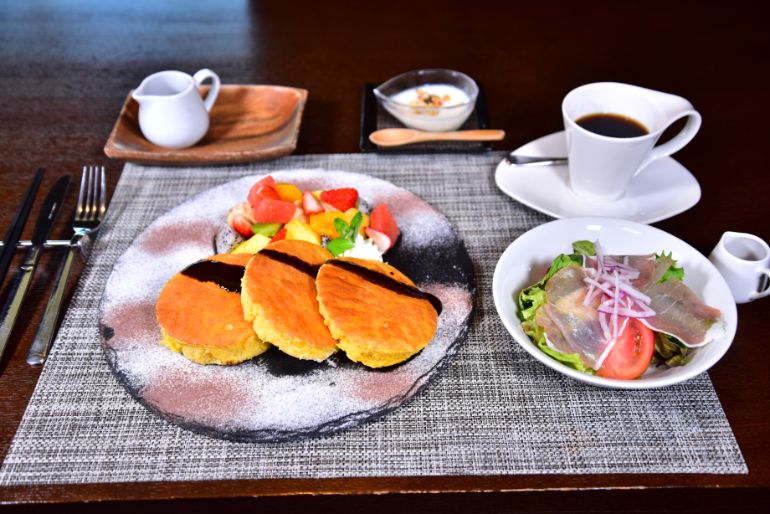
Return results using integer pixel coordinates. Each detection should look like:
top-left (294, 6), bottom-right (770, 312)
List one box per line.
top-left (0, 175), bottom-right (70, 367)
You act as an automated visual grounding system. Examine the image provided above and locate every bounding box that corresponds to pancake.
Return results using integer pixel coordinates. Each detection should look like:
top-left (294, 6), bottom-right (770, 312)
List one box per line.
top-left (156, 253), bottom-right (270, 365)
top-left (316, 257), bottom-right (441, 368)
top-left (241, 239), bottom-right (338, 361)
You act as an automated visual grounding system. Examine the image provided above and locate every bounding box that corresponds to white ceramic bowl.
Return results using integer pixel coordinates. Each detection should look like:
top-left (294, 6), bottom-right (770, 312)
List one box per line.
top-left (373, 69), bottom-right (478, 132)
top-left (492, 217), bottom-right (737, 389)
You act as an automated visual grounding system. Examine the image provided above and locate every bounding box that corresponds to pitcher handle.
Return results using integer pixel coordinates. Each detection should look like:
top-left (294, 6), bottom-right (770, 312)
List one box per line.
top-left (750, 268), bottom-right (770, 301)
top-left (635, 110), bottom-right (701, 176)
top-left (193, 69), bottom-right (221, 113)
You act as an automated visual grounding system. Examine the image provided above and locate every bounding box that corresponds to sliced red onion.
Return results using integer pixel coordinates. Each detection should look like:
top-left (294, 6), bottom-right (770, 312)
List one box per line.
top-left (599, 311), bottom-right (611, 341)
top-left (597, 305), bottom-right (656, 318)
top-left (616, 281), bottom-right (651, 303)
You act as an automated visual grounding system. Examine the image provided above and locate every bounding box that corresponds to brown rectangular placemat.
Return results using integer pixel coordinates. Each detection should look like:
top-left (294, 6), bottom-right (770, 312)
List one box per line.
top-left (0, 153), bottom-right (746, 484)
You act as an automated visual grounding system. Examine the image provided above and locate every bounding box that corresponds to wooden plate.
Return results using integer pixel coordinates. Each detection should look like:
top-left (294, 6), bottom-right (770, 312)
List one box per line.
top-left (104, 85), bottom-right (307, 164)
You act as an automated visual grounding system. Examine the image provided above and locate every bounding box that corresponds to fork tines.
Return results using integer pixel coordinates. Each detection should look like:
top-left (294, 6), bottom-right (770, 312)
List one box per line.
top-left (78, 165), bottom-right (106, 220)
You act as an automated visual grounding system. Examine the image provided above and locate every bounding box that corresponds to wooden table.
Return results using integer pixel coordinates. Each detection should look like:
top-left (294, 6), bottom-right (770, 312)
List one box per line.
top-left (1, 1), bottom-right (768, 511)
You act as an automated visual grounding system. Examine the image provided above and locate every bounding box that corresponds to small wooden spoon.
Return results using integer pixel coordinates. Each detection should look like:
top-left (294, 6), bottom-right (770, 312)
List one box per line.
top-left (369, 128), bottom-right (505, 147)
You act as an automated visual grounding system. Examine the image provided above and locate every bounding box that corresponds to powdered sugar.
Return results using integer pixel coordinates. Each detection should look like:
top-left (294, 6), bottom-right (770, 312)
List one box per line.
top-left (100, 170), bottom-right (475, 441)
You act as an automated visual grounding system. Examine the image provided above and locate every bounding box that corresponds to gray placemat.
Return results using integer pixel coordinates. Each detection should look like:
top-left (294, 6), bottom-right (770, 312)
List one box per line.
top-left (0, 153), bottom-right (747, 484)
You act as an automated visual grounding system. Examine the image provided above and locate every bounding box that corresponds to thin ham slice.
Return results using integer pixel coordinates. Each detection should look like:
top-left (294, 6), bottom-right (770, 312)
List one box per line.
top-left (536, 264), bottom-right (609, 368)
top-left (537, 252), bottom-right (721, 370)
top-left (639, 280), bottom-right (722, 347)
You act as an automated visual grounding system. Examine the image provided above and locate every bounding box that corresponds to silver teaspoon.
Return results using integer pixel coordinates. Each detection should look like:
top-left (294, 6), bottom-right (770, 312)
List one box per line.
top-left (505, 153), bottom-right (568, 166)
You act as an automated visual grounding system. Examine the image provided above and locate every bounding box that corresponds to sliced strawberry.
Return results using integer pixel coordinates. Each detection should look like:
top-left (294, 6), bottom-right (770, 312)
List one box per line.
top-left (230, 215), bottom-right (254, 237)
top-left (302, 191), bottom-right (324, 215)
top-left (321, 201), bottom-right (341, 213)
top-left (320, 188), bottom-right (358, 212)
top-left (270, 226), bottom-right (287, 242)
top-left (365, 227), bottom-right (392, 252)
top-left (227, 202), bottom-right (256, 237)
top-left (251, 198), bottom-right (297, 224)
top-left (291, 205), bottom-right (308, 223)
top-left (369, 203), bottom-right (400, 246)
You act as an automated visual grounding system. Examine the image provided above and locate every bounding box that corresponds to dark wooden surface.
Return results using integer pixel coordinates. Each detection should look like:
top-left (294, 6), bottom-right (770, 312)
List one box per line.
top-left (1, 0), bottom-right (768, 511)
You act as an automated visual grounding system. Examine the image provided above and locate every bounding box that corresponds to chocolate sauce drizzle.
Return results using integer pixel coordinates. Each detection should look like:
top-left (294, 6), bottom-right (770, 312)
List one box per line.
top-left (259, 248), bottom-right (321, 277)
top-left (326, 260), bottom-right (443, 315)
top-left (180, 259), bottom-right (244, 293)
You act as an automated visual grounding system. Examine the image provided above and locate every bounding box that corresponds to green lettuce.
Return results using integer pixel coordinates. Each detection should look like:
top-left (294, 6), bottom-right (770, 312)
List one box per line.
top-left (652, 333), bottom-right (689, 367)
top-left (656, 251), bottom-right (684, 283)
top-left (516, 246), bottom-right (594, 374)
top-left (571, 240), bottom-right (596, 257)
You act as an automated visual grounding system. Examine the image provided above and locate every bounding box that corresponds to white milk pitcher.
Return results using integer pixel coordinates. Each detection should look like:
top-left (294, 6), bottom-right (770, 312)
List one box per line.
top-left (709, 231), bottom-right (770, 304)
top-left (132, 69), bottom-right (220, 149)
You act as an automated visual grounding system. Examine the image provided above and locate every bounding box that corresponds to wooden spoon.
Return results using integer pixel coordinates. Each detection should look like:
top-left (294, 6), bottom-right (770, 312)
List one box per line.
top-left (369, 128), bottom-right (505, 147)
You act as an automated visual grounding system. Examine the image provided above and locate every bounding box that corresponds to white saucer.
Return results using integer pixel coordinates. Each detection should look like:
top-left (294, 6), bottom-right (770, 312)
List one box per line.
top-left (495, 131), bottom-right (701, 224)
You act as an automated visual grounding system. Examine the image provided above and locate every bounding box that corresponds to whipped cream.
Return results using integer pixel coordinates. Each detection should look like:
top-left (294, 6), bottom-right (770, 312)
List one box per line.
top-left (340, 234), bottom-right (383, 261)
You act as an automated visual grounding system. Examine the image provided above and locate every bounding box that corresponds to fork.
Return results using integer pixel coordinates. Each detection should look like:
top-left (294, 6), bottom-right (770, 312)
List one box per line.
top-left (26, 165), bottom-right (106, 365)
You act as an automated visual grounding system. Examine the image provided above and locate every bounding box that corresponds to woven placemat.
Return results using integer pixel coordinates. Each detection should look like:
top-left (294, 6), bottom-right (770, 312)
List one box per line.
top-left (0, 153), bottom-right (747, 484)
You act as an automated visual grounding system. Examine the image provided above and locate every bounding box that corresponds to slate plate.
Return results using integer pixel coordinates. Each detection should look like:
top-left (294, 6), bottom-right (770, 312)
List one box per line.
top-left (99, 170), bottom-right (475, 442)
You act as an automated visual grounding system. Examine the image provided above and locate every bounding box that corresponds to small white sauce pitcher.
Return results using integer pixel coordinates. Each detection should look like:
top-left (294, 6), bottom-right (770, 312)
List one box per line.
top-left (709, 231), bottom-right (770, 303)
top-left (132, 69), bottom-right (220, 149)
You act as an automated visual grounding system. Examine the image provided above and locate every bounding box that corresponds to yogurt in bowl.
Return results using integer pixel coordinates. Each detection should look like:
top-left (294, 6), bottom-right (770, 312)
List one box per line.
top-left (374, 69), bottom-right (478, 132)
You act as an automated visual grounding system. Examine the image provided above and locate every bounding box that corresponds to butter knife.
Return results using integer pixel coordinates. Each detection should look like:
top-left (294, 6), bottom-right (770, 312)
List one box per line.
top-left (0, 175), bottom-right (70, 366)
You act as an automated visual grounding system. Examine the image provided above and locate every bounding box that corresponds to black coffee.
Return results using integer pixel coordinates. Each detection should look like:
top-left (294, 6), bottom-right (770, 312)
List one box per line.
top-left (575, 113), bottom-right (648, 138)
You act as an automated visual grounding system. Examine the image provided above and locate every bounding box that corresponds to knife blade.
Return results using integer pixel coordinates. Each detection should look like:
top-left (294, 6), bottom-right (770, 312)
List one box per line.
top-left (0, 175), bottom-right (71, 367)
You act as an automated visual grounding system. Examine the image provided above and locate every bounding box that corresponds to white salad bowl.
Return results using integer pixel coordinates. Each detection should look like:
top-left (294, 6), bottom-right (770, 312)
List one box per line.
top-left (492, 217), bottom-right (737, 389)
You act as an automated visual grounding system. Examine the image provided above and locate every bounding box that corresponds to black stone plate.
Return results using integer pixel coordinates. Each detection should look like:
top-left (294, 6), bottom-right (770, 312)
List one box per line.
top-left (100, 170), bottom-right (475, 442)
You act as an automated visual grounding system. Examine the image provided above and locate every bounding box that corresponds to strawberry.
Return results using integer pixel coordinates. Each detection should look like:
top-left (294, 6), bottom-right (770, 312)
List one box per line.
top-left (302, 191), bottom-right (324, 215)
top-left (230, 215), bottom-right (254, 237)
top-left (251, 198), bottom-right (297, 224)
top-left (227, 202), bottom-right (256, 237)
top-left (270, 226), bottom-right (287, 242)
top-left (365, 228), bottom-right (392, 252)
top-left (369, 203), bottom-right (400, 247)
top-left (320, 188), bottom-right (358, 212)
top-left (321, 201), bottom-right (341, 213)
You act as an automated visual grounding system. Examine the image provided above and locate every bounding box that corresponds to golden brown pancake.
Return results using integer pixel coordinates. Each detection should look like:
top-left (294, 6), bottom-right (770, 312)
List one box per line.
top-left (241, 239), bottom-right (338, 361)
top-left (156, 253), bottom-right (269, 365)
top-left (315, 257), bottom-right (440, 368)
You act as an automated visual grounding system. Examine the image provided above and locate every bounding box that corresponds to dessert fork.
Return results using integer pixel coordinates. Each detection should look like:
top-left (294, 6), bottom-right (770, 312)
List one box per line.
top-left (26, 165), bottom-right (106, 365)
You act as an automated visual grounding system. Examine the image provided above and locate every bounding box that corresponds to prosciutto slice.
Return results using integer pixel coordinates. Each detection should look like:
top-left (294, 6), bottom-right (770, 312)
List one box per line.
top-left (629, 255), bottom-right (721, 347)
top-left (536, 251), bottom-right (722, 370)
top-left (639, 280), bottom-right (722, 347)
top-left (536, 264), bottom-right (610, 369)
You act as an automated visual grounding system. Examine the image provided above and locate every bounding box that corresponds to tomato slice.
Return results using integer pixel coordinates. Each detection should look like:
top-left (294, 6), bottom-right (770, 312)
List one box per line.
top-left (597, 318), bottom-right (655, 380)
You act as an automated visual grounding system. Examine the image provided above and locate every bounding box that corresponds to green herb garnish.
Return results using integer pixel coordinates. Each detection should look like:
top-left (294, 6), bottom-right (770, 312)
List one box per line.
top-left (326, 212), bottom-right (363, 256)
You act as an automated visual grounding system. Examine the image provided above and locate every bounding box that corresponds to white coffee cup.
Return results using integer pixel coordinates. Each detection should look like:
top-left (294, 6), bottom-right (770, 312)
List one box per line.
top-left (562, 82), bottom-right (702, 201)
top-left (132, 69), bottom-right (221, 149)
top-left (709, 231), bottom-right (770, 304)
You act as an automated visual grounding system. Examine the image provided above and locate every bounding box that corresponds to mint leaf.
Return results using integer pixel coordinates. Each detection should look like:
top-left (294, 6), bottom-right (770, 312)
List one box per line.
top-left (327, 237), bottom-right (355, 256)
top-left (333, 218), bottom-right (350, 239)
top-left (348, 212), bottom-right (363, 239)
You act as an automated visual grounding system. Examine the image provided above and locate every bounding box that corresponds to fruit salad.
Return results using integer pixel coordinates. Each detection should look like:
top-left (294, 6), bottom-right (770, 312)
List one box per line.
top-left (226, 176), bottom-right (401, 259)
